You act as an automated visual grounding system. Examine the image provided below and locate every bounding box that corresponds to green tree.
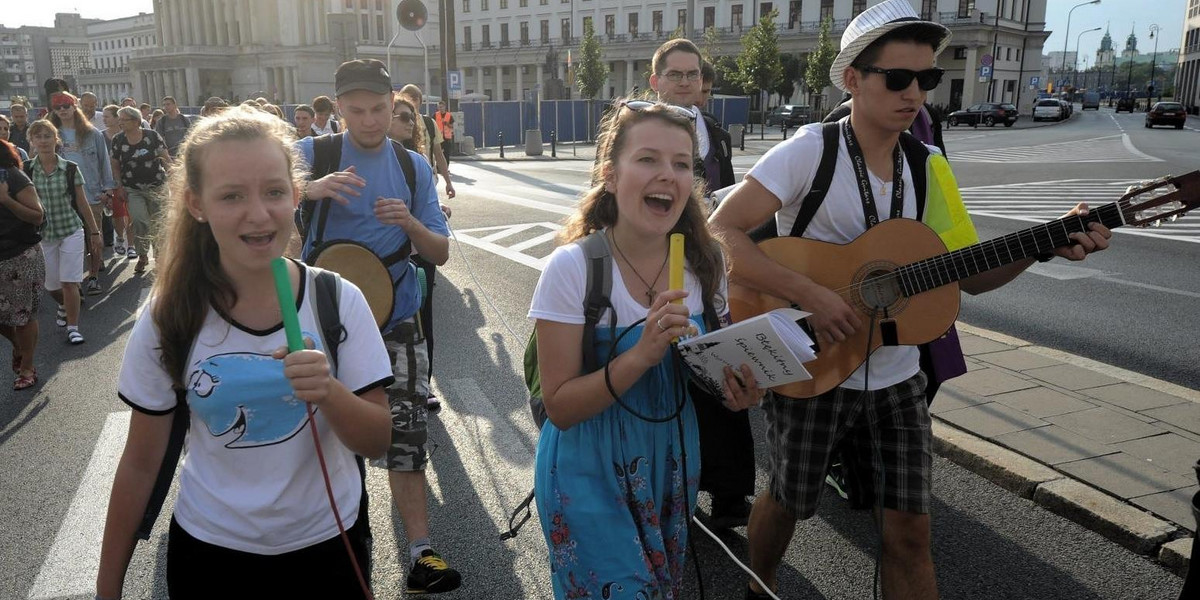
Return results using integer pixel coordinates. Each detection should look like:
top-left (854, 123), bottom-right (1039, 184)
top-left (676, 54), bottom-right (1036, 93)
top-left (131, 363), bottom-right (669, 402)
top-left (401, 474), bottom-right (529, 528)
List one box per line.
top-left (701, 26), bottom-right (721, 65)
top-left (576, 19), bottom-right (609, 100)
top-left (735, 10), bottom-right (783, 96)
top-left (775, 53), bottom-right (802, 104)
top-left (805, 16), bottom-right (836, 112)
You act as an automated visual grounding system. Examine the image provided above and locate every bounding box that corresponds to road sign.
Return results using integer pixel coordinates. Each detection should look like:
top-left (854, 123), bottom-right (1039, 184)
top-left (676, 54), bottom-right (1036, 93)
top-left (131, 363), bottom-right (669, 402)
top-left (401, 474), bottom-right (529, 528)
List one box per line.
top-left (980, 65), bottom-right (992, 78)
top-left (447, 69), bottom-right (463, 99)
top-left (1030, 76), bottom-right (1040, 87)
top-left (981, 54), bottom-right (994, 67)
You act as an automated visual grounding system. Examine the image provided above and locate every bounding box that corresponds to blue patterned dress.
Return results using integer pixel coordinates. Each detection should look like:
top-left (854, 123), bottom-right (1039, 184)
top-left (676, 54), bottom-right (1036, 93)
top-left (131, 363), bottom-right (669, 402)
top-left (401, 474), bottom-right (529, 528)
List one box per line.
top-left (535, 316), bottom-right (704, 600)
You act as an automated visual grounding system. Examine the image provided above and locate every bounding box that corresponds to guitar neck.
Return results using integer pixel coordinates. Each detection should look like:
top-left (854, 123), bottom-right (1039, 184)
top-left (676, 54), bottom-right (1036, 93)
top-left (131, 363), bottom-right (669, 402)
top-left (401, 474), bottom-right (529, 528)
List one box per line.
top-left (897, 201), bottom-right (1125, 296)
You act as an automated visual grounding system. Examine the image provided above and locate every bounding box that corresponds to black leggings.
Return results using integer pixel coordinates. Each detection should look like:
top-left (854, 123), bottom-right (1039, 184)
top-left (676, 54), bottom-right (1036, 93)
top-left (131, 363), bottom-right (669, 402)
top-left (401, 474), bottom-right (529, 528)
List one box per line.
top-left (166, 514), bottom-right (372, 599)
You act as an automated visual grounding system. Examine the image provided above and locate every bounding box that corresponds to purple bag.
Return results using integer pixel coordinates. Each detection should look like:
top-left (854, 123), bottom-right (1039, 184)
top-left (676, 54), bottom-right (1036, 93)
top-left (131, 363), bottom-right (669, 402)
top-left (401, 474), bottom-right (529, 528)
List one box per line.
top-left (921, 324), bottom-right (967, 385)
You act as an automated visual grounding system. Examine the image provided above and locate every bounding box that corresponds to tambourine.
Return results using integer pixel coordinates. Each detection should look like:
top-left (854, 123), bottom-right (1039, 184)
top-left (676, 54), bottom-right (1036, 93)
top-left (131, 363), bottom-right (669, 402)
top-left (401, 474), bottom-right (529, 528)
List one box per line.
top-left (309, 241), bottom-right (395, 329)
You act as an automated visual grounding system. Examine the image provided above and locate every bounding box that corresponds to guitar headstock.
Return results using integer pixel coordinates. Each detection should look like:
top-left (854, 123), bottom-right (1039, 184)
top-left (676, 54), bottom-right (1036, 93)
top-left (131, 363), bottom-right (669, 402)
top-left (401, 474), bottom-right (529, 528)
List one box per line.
top-left (1120, 170), bottom-right (1200, 228)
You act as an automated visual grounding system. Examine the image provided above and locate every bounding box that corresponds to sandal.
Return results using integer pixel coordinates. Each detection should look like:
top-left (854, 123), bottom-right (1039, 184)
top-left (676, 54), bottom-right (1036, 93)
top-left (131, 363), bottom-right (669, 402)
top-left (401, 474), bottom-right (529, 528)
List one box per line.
top-left (67, 329), bottom-right (85, 345)
top-left (14, 370), bottom-right (36, 391)
top-left (134, 258), bottom-right (148, 275)
top-left (56, 306), bottom-right (67, 327)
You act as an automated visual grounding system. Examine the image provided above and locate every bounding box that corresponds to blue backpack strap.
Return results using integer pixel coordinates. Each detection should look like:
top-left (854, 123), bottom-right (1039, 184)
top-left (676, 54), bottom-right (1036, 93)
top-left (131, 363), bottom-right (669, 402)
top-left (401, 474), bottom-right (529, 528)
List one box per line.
top-left (577, 230), bottom-right (613, 373)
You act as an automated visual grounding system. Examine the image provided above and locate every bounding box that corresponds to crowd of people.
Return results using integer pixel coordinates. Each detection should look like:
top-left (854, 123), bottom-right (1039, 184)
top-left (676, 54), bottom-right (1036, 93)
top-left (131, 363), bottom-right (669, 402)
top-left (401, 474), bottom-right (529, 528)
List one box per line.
top-left (0, 1), bottom-right (1118, 598)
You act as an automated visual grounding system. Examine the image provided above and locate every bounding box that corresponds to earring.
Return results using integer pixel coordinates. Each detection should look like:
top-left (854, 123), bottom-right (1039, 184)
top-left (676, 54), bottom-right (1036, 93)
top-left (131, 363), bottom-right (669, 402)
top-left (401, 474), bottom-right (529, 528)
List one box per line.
top-left (196, 216), bottom-right (206, 223)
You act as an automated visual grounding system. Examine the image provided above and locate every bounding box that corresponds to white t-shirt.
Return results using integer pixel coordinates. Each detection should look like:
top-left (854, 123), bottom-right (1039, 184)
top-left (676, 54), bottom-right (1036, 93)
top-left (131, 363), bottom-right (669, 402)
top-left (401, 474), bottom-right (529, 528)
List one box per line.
top-left (746, 118), bottom-right (930, 391)
top-left (692, 105), bottom-right (711, 159)
top-left (529, 237), bottom-right (723, 330)
top-left (312, 118), bottom-right (340, 136)
top-left (117, 264), bottom-right (393, 555)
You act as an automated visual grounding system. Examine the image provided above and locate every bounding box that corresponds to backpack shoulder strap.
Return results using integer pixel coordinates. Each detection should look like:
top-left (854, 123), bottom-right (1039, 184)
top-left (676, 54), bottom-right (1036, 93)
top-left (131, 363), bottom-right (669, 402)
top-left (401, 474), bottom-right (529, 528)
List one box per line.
top-left (788, 121), bottom-right (841, 238)
top-left (897, 131), bottom-right (930, 221)
top-left (377, 141), bottom-right (420, 267)
top-left (312, 267), bottom-right (345, 374)
top-left (577, 230), bottom-right (613, 373)
top-left (301, 133), bottom-right (344, 254)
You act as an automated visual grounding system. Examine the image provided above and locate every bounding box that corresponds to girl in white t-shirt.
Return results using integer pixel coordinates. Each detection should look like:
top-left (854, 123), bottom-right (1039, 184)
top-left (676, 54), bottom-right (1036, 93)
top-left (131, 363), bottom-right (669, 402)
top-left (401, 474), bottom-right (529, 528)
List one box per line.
top-left (96, 106), bottom-right (393, 600)
top-left (529, 99), bottom-right (762, 599)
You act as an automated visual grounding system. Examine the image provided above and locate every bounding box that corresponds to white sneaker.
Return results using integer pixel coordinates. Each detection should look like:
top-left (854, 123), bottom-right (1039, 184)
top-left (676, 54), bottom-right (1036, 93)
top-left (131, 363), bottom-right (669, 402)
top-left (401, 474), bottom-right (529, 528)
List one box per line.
top-left (114, 238), bottom-right (126, 255)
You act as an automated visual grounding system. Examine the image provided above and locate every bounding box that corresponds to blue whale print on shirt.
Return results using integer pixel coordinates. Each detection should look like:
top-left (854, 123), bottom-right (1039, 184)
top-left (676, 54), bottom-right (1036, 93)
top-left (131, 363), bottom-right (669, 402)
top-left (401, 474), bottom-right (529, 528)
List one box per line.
top-left (186, 334), bottom-right (324, 449)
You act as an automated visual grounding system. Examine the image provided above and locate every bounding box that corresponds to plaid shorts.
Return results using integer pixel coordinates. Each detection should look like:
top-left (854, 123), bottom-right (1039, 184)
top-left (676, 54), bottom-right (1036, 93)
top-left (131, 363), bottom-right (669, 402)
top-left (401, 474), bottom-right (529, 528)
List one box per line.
top-left (762, 371), bottom-right (931, 519)
top-left (382, 317), bottom-right (431, 472)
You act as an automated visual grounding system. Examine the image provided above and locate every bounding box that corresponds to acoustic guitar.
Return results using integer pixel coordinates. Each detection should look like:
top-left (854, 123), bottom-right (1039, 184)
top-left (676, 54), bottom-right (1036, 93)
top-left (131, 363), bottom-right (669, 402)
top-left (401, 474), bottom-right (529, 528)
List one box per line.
top-left (728, 171), bottom-right (1200, 399)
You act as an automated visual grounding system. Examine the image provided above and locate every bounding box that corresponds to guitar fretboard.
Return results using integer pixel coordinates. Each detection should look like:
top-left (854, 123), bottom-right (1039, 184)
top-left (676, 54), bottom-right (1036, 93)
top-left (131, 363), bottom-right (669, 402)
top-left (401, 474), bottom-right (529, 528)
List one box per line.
top-left (896, 201), bottom-right (1126, 297)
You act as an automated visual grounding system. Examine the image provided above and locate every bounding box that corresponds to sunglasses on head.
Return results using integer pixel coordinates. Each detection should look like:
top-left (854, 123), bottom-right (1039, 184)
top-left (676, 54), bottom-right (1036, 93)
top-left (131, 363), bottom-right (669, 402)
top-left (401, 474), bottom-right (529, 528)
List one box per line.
top-left (392, 112), bottom-right (414, 124)
top-left (857, 66), bottom-right (945, 92)
top-left (619, 100), bottom-right (696, 121)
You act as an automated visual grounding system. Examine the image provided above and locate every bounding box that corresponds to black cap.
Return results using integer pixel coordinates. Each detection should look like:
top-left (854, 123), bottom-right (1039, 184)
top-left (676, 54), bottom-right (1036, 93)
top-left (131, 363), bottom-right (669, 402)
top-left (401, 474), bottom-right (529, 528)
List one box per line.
top-left (335, 59), bottom-right (392, 97)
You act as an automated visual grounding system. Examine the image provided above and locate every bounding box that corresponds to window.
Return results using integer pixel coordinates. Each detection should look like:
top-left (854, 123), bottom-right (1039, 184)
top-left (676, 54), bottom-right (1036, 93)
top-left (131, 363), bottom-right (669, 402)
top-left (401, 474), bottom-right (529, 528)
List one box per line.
top-left (629, 13), bottom-right (638, 36)
top-left (361, 14), bottom-right (370, 39)
top-left (958, 0), bottom-right (975, 18)
top-left (678, 9), bottom-right (687, 31)
top-left (852, 0), bottom-right (866, 16)
top-left (1016, 49), bottom-right (1021, 62)
top-left (1005, 47), bottom-right (1011, 61)
top-left (376, 0), bottom-right (383, 8)
top-left (501, 23), bottom-right (509, 46)
top-left (820, 0), bottom-right (833, 21)
top-left (789, 0), bottom-right (801, 27)
top-left (652, 10), bottom-right (662, 34)
top-left (583, 16), bottom-right (593, 33)
top-left (463, 0), bottom-right (470, 13)
top-left (463, 26), bottom-right (472, 49)
top-left (953, 47), bottom-right (967, 60)
top-left (519, 0), bottom-right (527, 7)
top-left (482, 24), bottom-right (491, 46)
top-left (520, 21), bottom-right (529, 45)
top-left (345, 0), bottom-right (353, 8)
top-left (704, 6), bottom-right (715, 29)
top-left (562, 18), bottom-right (571, 41)
top-left (541, 20), bottom-right (549, 43)
top-left (481, 0), bottom-right (488, 10)
top-left (761, 3), bottom-right (773, 19)
top-left (732, 5), bottom-right (743, 28)
top-left (500, 0), bottom-right (506, 8)
top-left (541, 0), bottom-right (548, 5)
top-left (921, 0), bottom-right (935, 20)
top-left (605, 14), bottom-right (615, 38)
top-left (376, 15), bottom-right (385, 40)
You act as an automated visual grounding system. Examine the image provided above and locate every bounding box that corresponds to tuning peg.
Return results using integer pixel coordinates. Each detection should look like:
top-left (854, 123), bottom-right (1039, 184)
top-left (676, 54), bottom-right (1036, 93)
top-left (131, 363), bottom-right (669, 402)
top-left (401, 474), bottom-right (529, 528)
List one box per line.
top-left (1152, 219), bottom-right (1163, 228)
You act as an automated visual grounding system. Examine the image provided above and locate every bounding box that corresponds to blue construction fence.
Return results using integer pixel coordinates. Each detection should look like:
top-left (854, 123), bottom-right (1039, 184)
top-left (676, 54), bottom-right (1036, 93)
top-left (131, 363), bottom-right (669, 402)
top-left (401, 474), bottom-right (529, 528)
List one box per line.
top-left (435, 97), bottom-right (750, 149)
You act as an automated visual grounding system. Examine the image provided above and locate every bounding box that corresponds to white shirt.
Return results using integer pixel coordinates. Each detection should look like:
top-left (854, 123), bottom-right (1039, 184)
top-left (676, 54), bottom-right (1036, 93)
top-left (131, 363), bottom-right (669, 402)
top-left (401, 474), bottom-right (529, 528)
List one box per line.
top-left (118, 265), bottom-right (393, 554)
top-left (746, 118), bottom-right (928, 391)
top-left (312, 118), bottom-right (340, 136)
top-left (693, 105), bottom-right (711, 159)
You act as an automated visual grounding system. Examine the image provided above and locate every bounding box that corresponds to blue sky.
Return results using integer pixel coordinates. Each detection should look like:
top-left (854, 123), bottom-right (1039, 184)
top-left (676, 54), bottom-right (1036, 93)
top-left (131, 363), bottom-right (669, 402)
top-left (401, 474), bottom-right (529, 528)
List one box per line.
top-left (3, 0), bottom-right (1189, 66)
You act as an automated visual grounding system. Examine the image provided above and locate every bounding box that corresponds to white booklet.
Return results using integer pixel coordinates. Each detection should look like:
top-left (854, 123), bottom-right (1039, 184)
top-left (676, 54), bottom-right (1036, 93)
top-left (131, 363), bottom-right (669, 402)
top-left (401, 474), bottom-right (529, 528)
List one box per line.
top-left (678, 308), bottom-right (817, 392)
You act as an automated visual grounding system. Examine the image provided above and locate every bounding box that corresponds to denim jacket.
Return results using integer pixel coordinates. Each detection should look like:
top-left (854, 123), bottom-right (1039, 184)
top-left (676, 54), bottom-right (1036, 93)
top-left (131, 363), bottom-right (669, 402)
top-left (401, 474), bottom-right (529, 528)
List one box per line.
top-left (59, 125), bottom-right (115, 204)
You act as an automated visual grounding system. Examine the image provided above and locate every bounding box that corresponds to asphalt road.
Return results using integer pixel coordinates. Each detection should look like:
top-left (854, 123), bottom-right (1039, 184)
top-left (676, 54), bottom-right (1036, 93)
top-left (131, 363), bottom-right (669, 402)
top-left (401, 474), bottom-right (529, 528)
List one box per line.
top-left (1, 107), bottom-right (1193, 599)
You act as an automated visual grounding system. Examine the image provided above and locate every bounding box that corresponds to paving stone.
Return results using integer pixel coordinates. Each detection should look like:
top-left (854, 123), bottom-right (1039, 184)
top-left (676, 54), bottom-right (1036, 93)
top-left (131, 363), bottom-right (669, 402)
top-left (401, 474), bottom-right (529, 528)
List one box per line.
top-left (1034, 478), bottom-right (1176, 555)
top-left (1160, 537), bottom-right (1194, 576)
top-left (994, 425), bottom-right (1117, 465)
top-left (1144, 403), bottom-right (1200, 436)
top-left (1083, 383), bottom-right (1188, 412)
top-left (1115, 433), bottom-right (1200, 476)
top-left (928, 386), bottom-right (990, 415)
top-left (943, 368), bottom-right (1039, 397)
top-left (1133, 486), bottom-right (1199, 532)
top-left (1022, 364), bottom-right (1122, 391)
top-left (936, 402), bottom-right (1048, 438)
top-left (1046, 407), bottom-right (1167, 444)
top-left (991, 387), bottom-right (1097, 418)
top-left (973, 349), bottom-right (1064, 372)
top-left (931, 421), bottom-right (1062, 498)
top-left (1056, 452), bottom-right (1195, 499)
top-left (957, 334), bottom-right (1018, 356)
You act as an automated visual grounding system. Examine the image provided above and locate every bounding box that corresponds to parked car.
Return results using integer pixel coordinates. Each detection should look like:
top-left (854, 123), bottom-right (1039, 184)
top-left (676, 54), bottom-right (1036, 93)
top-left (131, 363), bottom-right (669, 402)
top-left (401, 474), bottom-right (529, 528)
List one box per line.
top-left (1145, 102), bottom-right (1187, 129)
top-left (1115, 96), bottom-right (1136, 112)
top-left (1058, 99), bottom-right (1073, 117)
top-left (1081, 92), bottom-right (1100, 110)
top-left (1032, 99), bottom-right (1065, 121)
top-left (946, 103), bottom-right (1019, 127)
top-left (765, 104), bottom-right (811, 127)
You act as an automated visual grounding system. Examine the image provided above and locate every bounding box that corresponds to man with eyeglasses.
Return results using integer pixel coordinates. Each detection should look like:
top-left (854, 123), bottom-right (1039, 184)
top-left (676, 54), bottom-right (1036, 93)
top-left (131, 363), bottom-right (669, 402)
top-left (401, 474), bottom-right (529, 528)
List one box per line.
top-left (647, 37), bottom-right (753, 534)
top-left (711, 2), bottom-right (1110, 598)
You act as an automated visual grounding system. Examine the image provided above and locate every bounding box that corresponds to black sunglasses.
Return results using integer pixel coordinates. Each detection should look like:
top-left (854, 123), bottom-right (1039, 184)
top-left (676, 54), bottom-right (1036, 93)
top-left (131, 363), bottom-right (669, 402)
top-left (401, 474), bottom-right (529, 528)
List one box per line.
top-left (857, 66), bottom-right (945, 92)
top-left (619, 100), bottom-right (696, 121)
top-left (392, 112), bottom-right (415, 124)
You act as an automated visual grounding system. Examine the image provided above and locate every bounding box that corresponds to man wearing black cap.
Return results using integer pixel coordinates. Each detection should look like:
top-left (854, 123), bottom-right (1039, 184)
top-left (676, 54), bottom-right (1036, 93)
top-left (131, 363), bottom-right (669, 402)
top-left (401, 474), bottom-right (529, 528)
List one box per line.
top-left (299, 58), bottom-right (458, 594)
top-left (710, 1), bottom-right (1111, 597)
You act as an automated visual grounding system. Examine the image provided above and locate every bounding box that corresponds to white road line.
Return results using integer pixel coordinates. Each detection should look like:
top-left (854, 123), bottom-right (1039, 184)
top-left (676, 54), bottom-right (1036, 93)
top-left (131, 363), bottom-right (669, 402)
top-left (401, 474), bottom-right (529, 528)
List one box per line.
top-left (1025, 263), bottom-right (1200, 299)
top-left (480, 223), bottom-right (541, 243)
top-left (508, 230), bottom-right (561, 252)
top-left (469, 188), bottom-right (574, 215)
top-left (28, 411), bottom-right (130, 599)
top-left (452, 223), bottom-right (562, 270)
top-left (1121, 133), bottom-right (1161, 161)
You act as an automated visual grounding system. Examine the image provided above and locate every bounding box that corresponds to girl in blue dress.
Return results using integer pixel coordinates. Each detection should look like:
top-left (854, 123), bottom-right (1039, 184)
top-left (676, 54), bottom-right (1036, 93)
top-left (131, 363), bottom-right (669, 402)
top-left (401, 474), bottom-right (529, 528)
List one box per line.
top-left (528, 100), bottom-right (762, 599)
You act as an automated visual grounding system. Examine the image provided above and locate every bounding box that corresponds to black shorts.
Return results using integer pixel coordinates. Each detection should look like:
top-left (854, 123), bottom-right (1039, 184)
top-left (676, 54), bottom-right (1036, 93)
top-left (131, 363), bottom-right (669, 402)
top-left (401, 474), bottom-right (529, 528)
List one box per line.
top-left (762, 372), bottom-right (932, 519)
top-left (166, 514), bottom-right (372, 599)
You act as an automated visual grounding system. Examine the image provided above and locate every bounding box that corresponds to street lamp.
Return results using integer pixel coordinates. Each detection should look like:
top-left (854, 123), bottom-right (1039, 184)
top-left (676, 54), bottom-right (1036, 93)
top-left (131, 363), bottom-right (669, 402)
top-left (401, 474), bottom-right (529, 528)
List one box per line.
top-left (1062, 0), bottom-right (1102, 88)
top-left (1148, 24), bottom-right (1161, 106)
top-left (1074, 27), bottom-right (1101, 89)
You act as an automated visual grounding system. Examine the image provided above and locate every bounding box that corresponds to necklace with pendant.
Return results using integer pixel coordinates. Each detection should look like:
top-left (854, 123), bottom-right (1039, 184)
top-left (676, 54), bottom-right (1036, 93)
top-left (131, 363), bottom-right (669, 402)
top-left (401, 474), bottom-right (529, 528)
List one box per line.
top-left (609, 231), bottom-right (670, 303)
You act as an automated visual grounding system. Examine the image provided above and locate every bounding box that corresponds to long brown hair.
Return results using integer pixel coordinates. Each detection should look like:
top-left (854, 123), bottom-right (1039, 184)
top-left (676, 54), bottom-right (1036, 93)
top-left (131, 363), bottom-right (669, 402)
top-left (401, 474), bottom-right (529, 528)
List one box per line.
top-left (152, 106), bottom-right (304, 388)
top-left (561, 99), bottom-right (726, 312)
top-left (392, 95), bottom-right (426, 157)
top-left (48, 93), bottom-right (98, 147)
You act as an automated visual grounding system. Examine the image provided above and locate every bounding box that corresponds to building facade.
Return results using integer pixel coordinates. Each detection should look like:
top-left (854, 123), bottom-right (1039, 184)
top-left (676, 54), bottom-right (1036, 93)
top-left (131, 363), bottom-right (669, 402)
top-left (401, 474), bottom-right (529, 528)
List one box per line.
top-left (76, 13), bottom-right (157, 104)
top-left (446, 0), bottom-right (1050, 110)
top-left (1179, 0), bottom-right (1200, 110)
top-left (0, 28), bottom-right (39, 104)
top-left (131, 0), bottom-right (432, 106)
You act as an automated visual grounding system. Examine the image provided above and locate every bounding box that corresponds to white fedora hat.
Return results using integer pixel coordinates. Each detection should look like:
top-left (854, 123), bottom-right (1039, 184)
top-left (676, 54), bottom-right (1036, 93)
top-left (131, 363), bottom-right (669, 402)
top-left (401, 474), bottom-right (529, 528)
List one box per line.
top-left (828, 0), bottom-right (952, 92)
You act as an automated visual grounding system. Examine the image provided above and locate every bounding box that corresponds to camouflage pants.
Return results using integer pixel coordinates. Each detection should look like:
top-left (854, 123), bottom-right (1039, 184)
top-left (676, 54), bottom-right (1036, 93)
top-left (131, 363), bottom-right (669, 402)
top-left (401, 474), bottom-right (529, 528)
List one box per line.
top-left (383, 317), bottom-right (430, 472)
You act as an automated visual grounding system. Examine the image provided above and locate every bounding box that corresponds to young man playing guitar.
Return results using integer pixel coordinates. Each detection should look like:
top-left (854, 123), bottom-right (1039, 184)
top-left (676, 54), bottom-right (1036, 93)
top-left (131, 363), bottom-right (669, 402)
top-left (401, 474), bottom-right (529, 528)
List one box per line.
top-left (709, 1), bottom-right (1111, 598)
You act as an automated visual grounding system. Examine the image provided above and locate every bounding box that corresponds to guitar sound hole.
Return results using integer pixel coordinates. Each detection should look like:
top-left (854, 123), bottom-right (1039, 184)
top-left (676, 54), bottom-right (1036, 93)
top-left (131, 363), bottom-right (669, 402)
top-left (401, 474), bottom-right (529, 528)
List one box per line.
top-left (854, 264), bottom-right (907, 313)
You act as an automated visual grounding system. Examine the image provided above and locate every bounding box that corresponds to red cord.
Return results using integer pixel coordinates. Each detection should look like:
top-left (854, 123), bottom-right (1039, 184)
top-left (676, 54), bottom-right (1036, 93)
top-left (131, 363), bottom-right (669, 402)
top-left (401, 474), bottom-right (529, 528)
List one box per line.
top-left (306, 403), bottom-right (375, 600)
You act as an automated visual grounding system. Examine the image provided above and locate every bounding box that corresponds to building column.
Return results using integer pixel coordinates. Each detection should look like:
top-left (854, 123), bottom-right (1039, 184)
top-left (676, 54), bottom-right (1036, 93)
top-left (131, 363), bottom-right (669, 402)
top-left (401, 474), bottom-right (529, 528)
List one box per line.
top-left (172, 0), bottom-right (184, 47)
top-left (516, 64), bottom-right (524, 99)
top-left (216, 0), bottom-right (229, 45)
top-left (284, 67), bottom-right (295, 103)
top-left (190, 0), bottom-right (203, 46)
top-left (185, 68), bottom-right (201, 105)
top-left (155, 0), bottom-right (167, 48)
top-left (496, 65), bottom-right (504, 101)
top-left (156, 71), bottom-right (168, 104)
top-left (625, 59), bottom-right (635, 94)
top-left (477, 67), bottom-right (485, 96)
top-left (963, 45), bottom-right (982, 106)
top-left (203, 0), bottom-right (215, 46)
top-left (536, 64), bottom-right (545, 91)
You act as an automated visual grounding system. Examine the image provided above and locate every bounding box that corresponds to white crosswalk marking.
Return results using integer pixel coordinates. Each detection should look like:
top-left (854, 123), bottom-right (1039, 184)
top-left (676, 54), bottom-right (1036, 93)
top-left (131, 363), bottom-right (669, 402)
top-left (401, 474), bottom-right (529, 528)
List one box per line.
top-left (960, 179), bottom-right (1200, 243)
top-left (453, 222), bottom-right (564, 270)
top-left (951, 134), bottom-right (1162, 163)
